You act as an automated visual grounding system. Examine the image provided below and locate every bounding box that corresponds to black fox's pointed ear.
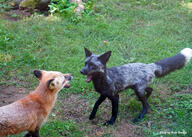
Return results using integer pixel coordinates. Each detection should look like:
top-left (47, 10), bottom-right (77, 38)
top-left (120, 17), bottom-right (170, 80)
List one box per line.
top-left (84, 47), bottom-right (92, 57)
top-left (98, 51), bottom-right (112, 64)
top-left (34, 70), bottom-right (42, 79)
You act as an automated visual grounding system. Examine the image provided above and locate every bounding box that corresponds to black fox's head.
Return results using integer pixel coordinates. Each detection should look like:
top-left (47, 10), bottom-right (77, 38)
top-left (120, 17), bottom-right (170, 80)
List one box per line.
top-left (80, 47), bottom-right (111, 82)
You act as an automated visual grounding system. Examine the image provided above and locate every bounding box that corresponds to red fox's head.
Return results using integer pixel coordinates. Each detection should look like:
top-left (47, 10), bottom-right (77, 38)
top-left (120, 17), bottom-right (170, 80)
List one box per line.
top-left (33, 70), bottom-right (72, 93)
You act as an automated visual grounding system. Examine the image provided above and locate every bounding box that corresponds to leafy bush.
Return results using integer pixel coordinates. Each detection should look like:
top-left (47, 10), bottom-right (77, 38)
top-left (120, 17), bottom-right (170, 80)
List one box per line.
top-left (0, 0), bottom-right (12, 12)
top-left (49, 0), bottom-right (78, 15)
top-left (48, 0), bottom-right (95, 20)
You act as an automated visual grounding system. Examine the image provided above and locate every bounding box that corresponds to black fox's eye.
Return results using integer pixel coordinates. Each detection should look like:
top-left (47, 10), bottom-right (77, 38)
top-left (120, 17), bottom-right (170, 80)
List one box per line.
top-left (90, 63), bottom-right (97, 69)
top-left (91, 66), bottom-right (96, 69)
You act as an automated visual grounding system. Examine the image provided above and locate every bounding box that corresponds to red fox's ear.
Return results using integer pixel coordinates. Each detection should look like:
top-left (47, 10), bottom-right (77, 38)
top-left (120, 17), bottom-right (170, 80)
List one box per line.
top-left (34, 70), bottom-right (42, 80)
top-left (84, 47), bottom-right (92, 57)
top-left (48, 79), bottom-right (55, 90)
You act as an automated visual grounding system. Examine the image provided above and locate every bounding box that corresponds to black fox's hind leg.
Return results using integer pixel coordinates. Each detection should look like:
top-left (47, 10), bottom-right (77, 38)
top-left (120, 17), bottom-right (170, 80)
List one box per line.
top-left (89, 95), bottom-right (106, 120)
top-left (133, 87), bottom-right (149, 123)
top-left (145, 87), bottom-right (153, 108)
top-left (104, 95), bottom-right (119, 126)
top-left (145, 87), bottom-right (153, 99)
top-left (137, 87), bottom-right (153, 101)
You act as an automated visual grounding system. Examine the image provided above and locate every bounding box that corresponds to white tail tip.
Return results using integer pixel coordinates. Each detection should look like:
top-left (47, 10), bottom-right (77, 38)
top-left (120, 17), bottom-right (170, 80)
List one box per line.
top-left (180, 48), bottom-right (192, 63)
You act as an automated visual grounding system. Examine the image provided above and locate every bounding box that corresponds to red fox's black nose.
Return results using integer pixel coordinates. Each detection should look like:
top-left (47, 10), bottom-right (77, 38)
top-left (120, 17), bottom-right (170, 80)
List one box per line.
top-left (65, 74), bottom-right (72, 81)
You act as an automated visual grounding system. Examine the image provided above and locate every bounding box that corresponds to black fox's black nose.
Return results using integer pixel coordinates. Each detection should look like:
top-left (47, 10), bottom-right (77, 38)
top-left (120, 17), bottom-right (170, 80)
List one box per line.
top-left (80, 70), bottom-right (84, 74)
top-left (80, 69), bottom-right (87, 75)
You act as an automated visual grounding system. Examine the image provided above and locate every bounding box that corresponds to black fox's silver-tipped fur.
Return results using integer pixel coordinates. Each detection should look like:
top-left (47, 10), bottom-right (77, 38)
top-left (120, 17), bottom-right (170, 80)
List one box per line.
top-left (80, 47), bottom-right (192, 125)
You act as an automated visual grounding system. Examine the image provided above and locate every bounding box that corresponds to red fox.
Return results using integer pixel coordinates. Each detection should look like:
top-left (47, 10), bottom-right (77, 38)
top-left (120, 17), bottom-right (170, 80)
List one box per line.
top-left (0, 70), bottom-right (72, 137)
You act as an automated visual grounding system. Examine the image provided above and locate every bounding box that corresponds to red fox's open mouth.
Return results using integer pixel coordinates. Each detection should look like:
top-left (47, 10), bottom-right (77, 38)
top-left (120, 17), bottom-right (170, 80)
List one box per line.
top-left (64, 75), bottom-right (72, 88)
top-left (64, 83), bottom-right (70, 88)
top-left (86, 74), bottom-right (92, 83)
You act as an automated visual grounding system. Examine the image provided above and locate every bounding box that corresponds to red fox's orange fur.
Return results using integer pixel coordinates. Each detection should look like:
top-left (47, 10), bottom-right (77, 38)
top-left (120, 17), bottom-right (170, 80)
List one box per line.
top-left (0, 70), bottom-right (72, 137)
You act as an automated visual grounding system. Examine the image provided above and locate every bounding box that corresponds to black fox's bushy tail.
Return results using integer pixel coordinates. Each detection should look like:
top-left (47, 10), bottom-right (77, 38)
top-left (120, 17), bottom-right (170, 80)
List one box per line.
top-left (154, 48), bottom-right (192, 77)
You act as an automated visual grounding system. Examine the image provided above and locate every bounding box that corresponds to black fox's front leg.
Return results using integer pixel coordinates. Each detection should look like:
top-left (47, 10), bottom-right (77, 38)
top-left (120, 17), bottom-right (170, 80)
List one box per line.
top-left (133, 87), bottom-right (149, 123)
top-left (24, 132), bottom-right (31, 137)
top-left (89, 95), bottom-right (106, 120)
top-left (104, 95), bottom-right (119, 126)
top-left (31, 130), bottom-right (40, 137)
top-left (24, 128), bottom-right (40, 137)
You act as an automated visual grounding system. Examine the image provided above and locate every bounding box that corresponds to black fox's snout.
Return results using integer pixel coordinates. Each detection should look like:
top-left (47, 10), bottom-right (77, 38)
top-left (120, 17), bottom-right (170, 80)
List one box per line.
top-left (80, 67), bottom-right (88, 75)
top-left (80, 67), bottom-right (93, 83)
top-left (80, 70), bottom-right (84, 74)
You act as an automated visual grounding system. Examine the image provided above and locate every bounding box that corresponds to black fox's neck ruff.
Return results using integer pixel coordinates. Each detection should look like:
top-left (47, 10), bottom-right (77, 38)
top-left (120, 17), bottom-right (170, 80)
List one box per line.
top-left (91, 72), bottom-right (110, 93)
top-left (92, 72), bottom-right (107, 81)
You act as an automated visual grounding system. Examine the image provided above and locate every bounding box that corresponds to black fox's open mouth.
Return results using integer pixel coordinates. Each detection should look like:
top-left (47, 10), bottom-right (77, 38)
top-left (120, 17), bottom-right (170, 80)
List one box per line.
top-left (86, 74), bottom-right (92, 82)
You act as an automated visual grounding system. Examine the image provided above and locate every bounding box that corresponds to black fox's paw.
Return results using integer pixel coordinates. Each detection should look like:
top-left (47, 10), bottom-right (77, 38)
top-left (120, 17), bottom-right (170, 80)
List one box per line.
top-left (89, 114), bottom-right (95, 120)
top-left (103, 120), bottom-right (114, 126)
top-left (132, 117), bottom-right (143, 123)
top-left (132, 118), bottom-right (140, 123)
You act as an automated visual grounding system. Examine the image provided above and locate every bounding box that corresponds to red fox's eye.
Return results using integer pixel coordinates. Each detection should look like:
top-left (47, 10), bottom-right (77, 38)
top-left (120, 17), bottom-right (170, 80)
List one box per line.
top-left (51, 83), bottom-right (55, 86)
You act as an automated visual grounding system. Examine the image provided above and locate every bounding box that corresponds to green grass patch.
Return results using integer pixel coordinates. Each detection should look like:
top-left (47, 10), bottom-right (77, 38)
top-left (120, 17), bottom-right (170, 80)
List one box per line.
top-left (41, 120), bottom-right (83, 137)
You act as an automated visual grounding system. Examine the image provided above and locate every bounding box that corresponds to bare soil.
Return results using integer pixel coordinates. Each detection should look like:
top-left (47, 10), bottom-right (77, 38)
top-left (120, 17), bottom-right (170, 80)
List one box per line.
top-left (1, 10), bottom-right (30, 21)
top-left (0, 85), bottom-right (28, 107)
top-left (54, 94), bottom-right (143, 137)
top-left (0, 8), bottom-right (49, 22)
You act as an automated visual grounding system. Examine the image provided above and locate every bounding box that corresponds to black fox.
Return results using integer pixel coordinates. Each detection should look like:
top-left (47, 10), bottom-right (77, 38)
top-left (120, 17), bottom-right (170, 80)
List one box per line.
top-left (80, 47), bottom-right (192, 125)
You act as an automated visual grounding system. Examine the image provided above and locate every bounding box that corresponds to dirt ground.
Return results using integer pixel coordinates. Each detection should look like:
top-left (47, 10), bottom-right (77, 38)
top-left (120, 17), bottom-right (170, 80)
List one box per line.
top-left (0, 8), bottom-right (49, 22)
top-left (54, 94), bottom-right (143, 137)
top-left (0, 85), bottom-right (28, 107)
top-left (0, 9), bottom-right (31, 21)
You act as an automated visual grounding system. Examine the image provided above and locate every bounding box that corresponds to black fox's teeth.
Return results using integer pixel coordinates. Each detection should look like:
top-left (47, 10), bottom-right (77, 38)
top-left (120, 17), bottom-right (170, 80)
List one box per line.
top-left (86, 75), bottom-right (92, 82)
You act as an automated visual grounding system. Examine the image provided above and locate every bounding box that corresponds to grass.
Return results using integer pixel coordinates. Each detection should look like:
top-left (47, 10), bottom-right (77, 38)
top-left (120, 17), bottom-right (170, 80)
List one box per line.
top-left (1, 0), bottom-right (192, 136)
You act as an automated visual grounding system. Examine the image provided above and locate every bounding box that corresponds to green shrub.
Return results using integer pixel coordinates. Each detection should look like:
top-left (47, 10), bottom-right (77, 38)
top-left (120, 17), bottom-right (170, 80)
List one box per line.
top-left (48, 0), bottom-right (95, 21)
top-left (0, 0), bottom-right (12, 12)
top-left (49, 0), bottom-right (78, 15)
